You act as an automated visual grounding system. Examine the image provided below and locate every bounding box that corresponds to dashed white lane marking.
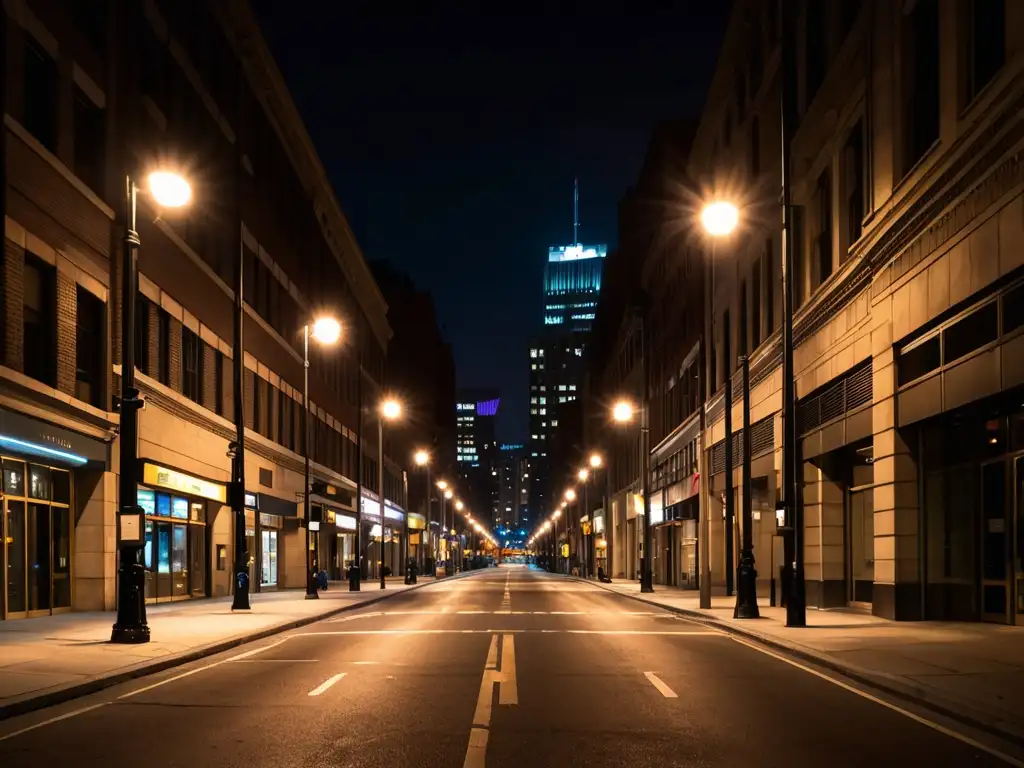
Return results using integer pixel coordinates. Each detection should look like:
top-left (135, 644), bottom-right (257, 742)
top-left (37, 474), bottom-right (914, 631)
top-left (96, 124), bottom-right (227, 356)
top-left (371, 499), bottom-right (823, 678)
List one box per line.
top-left (730, 637), bottom-right (1024, 767)
top-left (644, 671), bottom-right (678, 699)
top-left (307, 673), bottom-right (347, 697)
top-left (118, 638), bottom-right (289, 699)
top-left (0, 703), bottom-right (109, 743)
top-left (351, 661), bottom-right (380, 665)
top-left (227, 658), bottom-right (318, 663)
top-left (327, 610), bottom-right (666, 621)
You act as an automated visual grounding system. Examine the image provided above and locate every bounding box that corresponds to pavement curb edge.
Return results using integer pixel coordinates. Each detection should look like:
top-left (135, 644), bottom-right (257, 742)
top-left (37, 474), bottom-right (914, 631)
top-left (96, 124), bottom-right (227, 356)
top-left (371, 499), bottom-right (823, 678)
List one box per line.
top-left (0, 570), bottom-right (481, 722)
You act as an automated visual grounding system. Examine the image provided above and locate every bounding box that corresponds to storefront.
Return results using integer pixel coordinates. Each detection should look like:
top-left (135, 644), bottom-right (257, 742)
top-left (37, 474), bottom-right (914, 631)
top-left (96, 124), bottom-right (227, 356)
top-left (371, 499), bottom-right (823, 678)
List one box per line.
top-left (334, 511), bottom-right (357, 578)
top-left (0, 409), bottom-right (108, 620)
top-left (359, 491), bottom-right (405, 578)
top-left (407, 512), bottom-right (426, 573)
top-left (244, 492), bottom-right (295, 591)
top-left (138, 461), bottom-right (226, 603)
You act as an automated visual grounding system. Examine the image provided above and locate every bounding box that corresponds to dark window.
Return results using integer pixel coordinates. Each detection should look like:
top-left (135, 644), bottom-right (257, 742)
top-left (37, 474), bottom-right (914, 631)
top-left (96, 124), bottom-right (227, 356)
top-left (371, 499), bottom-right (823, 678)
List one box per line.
top-left (253, 376), bottom-right (264, 435)
top-left (23, 254), bottom-right (56, 387)
top-left (23, 35), bottom-right (58, 152)
top-left (898, 336), bottom-right (941, 386)
top-left (764, 239), bottom-right (775, 334)
top-left (815, 170), bottom-right (833, 285)
top-left (1003, 283), bottom-right (1024, 335)
top-left (967, 0), bottom-right (1005, 103)
top-left (140, 23), bottom-right (167, 109)
top-left (748, 25), bottom-right (763, 96)
top-left (749, 117), bottom-right (761, 177)
top-left (722, 109), bottom-right (732, 148)
top-left (182, 327), bottom-right (201, 403)
top-left (276, 387), bottom-right (286, 446)
top-left (844, 121), bottom-right (865, 253)
top-left (752, 262), bottom-right (762, 350)
top-left (840, 0), bottom-right (863, 40)
top-left (943, 301), bottom-right (998, 363)
top-left (71, 0), bottom-right (107, 55)
top-left (902, 0), bottom-right (940, 174)
top-left (793, 205), bottom-right (806, 307)
top-left (806, 0), bottom-right (827, 104)
top-left (722, 309), bottom-right (732, 379)
top-left (158, 310), bottom-right (170, 386)
top-left (735, 73), bottom-right (746, 123)
top-left (739, 281), bottom-right (748, 357)
top-left (215, 350), bottom-right (225, 416)
top-left (134, 293), bottom-right (150, 375)
top-left (75, 286), bottom-right (105, 407)
top-left (73, 87), bottom-right (105, 195)
top-left (242, 245), bottom-right (256, 305)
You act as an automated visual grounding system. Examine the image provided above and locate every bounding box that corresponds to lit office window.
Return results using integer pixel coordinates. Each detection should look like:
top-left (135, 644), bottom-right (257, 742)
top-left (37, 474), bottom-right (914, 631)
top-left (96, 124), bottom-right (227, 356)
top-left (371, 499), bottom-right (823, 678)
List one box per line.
top-left (539, 409), bottom-right (546, 415)
top-left (530, 349), bottom-right (538, 358)
top-left (551, 420), bottom-right (558, 426)
top-left (530, 397), bottom-right (537, 404)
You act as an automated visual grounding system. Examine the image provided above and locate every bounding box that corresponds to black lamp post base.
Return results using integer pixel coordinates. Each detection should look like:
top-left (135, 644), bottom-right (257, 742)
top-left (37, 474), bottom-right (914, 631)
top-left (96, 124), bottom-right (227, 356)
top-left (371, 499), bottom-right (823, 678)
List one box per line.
top-left (111, 624), bottom-right (151, 644)
top-left (305, 590), bottom-right (320, 600)
top-left (734, 556), bottom-right (760, 619)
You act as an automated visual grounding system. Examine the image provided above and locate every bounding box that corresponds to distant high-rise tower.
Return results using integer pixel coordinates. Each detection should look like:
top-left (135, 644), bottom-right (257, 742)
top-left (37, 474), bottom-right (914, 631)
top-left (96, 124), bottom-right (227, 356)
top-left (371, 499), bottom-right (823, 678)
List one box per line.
top-left (528, 180), bottom-right (607, 522)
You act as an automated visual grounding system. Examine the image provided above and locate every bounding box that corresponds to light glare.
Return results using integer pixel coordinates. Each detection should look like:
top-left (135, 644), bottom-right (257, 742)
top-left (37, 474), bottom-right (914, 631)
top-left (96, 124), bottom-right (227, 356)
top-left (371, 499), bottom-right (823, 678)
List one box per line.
top-left (311, 316), bottom-right (342, 345)
top-left (381, 399), bottom-right (402, 420)
top-left (147, 171), bottom-right (191, 208)
top-left (701, 201), bottom-right (740, 236)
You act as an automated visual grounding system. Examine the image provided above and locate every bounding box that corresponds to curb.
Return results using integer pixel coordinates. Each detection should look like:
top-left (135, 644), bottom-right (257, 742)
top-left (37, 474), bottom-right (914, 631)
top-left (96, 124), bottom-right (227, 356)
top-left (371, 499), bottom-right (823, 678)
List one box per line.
top-left (573, 575), bottom-right (1024, 750)
top-left (0, 570), bottom-right (480, 722)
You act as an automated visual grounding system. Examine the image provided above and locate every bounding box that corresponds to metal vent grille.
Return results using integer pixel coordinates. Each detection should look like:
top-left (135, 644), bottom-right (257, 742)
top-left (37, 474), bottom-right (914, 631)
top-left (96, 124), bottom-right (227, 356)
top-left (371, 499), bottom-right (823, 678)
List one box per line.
top-left (708, 415), bottom-right (774, 475)
top-left (798, 359), bottom-right (872, 435)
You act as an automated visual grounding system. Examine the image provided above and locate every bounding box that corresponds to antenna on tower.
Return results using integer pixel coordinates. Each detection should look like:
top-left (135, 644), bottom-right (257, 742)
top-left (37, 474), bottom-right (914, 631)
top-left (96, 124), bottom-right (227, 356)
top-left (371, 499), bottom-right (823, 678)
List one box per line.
top-left (573, 177), bottom-right (579, 247)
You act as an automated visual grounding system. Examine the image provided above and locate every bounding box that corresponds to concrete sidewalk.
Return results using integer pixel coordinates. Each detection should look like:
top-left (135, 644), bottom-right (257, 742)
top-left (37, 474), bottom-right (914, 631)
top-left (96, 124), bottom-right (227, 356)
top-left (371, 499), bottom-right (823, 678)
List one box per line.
top-left (581, 576), bottom-right (1024, 745)
top-left (0, 575), bottom-right (445, 719)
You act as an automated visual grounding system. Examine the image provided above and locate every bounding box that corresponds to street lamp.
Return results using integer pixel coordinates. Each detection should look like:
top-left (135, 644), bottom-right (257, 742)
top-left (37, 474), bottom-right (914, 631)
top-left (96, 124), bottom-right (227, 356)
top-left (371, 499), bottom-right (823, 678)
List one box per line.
top-left (378, 397), bottom-right (402, 589)
top-left (701, 199), bottom-right (758, 619)
top-left (612, 397), bottom-right (653, 593)
top-left (300, 315), bottom-right (343, 600)
top-left (589, 453), bottom-right (603, 469)
top-left (413, 449), bottom-right (431, 580)
top-left (112, 170), bottom-right (191, 645)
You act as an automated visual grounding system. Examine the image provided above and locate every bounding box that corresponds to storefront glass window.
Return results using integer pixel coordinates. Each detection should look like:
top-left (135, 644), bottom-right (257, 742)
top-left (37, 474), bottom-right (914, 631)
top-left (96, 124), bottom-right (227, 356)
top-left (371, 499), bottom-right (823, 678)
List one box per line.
top-left (51, 470), bottom-right (70, 505)
top-left (28, 464), bottom-right (50, 500)
top-left (139, 490), bottom-right (156, 517)
top-left (261, 530), bottom-right (278, 586)
top-left (156, 493), bottom-right (171, 517)
top-left (171, 497), bottom-right (189, 519)
top-left (3, 460), bottom-right (23, 496)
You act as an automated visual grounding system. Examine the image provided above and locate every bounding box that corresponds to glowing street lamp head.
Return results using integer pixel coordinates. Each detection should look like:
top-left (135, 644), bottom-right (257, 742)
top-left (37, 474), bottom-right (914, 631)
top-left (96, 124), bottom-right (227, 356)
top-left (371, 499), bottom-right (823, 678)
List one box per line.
top-left (380, 399), bottom-right (402, 421)
top-left (701, 200), bottom-right (740, 237)
top-left (414, 449), bottom-right (430, 467)
top-left (564, 488), bottom-right (577, 502)
top-left (444, 489), bottom-right (453, 500)
top-left (455, 500), bottom-right (464, 511)
top-left (311, 316), bottom-right (342, 345)
top-left (552, 510), bottom-right (562, 520)
top-left (473, 523), bottom-right (482, 532)
top-left (612, 400), bottom-right (635, 423)
top-left (147, 170), bottom-right (192, 208)
top-left (577, 468), bottom-right (589, 482)
top-left (589, 453), bottom-right (603, 469)
top-left (436, 480), bottom-right (448, 490)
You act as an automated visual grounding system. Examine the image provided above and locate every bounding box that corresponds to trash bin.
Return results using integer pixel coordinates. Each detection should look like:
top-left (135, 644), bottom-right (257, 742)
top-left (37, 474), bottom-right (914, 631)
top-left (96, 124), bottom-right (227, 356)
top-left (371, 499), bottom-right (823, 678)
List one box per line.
top-left (405, 557), bottom-right (418, 585)
top-left (347, 562), bottom-right (361, 592)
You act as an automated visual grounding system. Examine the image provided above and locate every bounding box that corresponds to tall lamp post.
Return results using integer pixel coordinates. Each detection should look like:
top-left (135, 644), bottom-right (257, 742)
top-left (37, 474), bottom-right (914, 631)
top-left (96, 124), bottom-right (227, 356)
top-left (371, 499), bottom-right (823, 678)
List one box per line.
top-left (563, 488), bottom-right (576, 574)
top-left (612, 399), bottom-right (653, 592)
top-left (112, 170), bottom-right (191, 644)
top-left (699, 201), bottom-right (759, 618)
top-left (413, 450), bottom-right (431, 576)
top-left (300, 317), bottom-right (342, 600)
top-left (587, 453), bottom-right (603, 579)
top-left (577, 468), bottom-right (590, 578)
top-left (378, 398), bottom-right (402, 589)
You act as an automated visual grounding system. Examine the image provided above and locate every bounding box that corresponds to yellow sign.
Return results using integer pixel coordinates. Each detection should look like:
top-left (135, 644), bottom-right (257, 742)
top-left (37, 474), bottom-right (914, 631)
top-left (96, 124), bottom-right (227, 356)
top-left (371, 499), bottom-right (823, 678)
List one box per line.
top-left (143, 463), bottom-right (227, 503)
top-left (407, 513), bottom-right (426, 530)
top-left (582, 521), bottom-right (592, 535)
top-left (561, 543), bottom-right (569, 558)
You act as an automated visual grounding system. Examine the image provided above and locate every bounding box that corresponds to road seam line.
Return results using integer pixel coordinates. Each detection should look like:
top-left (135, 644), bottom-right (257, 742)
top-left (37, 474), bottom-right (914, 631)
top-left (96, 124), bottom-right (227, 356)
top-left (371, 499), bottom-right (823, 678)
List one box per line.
top-left (0, 703), bottom-right (109, 743)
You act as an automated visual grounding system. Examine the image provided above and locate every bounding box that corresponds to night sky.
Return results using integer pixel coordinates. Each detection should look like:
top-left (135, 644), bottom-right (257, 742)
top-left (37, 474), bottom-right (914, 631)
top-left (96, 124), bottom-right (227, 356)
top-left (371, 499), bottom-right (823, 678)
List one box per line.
top-left (249, 6), bottom-right (730, 443)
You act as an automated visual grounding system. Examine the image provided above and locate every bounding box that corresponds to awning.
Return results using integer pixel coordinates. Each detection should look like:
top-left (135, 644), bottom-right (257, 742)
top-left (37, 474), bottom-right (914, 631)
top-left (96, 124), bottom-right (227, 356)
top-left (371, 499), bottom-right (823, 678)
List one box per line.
top-left (0, 408), bottom-right (108, 467)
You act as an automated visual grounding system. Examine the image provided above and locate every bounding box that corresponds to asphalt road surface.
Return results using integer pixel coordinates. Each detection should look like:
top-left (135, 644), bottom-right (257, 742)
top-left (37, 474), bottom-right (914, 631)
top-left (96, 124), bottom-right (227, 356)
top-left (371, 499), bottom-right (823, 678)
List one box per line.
top-left (0, 567), bottom-right (1020, 767)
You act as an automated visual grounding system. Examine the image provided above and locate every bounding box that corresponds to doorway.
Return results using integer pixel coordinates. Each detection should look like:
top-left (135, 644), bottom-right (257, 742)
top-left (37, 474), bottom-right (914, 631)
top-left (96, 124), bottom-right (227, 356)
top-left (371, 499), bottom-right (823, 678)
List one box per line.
top-left (2, 459), bottom-right (73, 620)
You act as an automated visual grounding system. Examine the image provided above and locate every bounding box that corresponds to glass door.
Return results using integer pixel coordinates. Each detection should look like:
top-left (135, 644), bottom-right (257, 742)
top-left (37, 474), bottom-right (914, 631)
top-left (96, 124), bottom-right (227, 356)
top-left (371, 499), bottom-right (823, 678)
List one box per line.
top-left (189, 524), bottom-right (206, 598)
top-left (847, 487), bottom-right (875, 605)
top-left (981, 460), bottom-right (1011, 623)
top-left (4, 501), bottom-right (27, 618)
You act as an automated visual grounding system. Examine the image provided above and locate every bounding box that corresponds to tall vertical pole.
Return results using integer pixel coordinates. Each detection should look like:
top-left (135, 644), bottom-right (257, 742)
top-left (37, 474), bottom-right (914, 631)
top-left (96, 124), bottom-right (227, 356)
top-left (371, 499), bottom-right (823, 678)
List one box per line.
top-left (231, 222), bottom-right (251, 610)
top-left (781, 0), bottom-right (806, 627)
top-left (379, 415), bottom-right (386, 590)
top-left (352, 329), bottom-right (362, 590)
top-left (724, 309), bottom-right (734, 596)
top-left (735, 355), bottom-right (759, 617)
top-left (426, 463), bottom-right (432, 575)
top-left (640, 313), bottom-right (654, 593)
top-left (303, 325), bottom-right (317, 599)
top-left (111, 178), bottom-right (149, 644)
